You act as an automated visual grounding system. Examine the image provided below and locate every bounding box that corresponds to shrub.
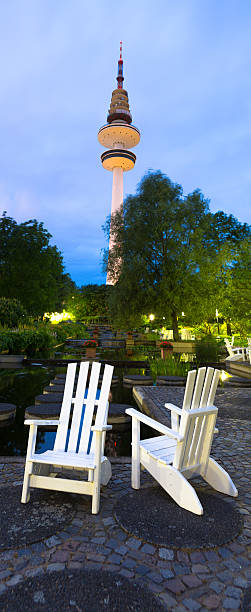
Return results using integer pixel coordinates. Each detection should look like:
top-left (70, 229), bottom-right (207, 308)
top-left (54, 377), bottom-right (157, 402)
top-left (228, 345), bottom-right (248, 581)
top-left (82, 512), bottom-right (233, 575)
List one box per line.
top-left (0, 298), bottom-right (27, 328)
top-left (195, 336), bottom-right (223, 363)
top-left (0, 329), bottom-right (54, 356)
top-left (150, 356), bottom-right (190, 382)
top-left (51, 321), bottom-right (88, 343)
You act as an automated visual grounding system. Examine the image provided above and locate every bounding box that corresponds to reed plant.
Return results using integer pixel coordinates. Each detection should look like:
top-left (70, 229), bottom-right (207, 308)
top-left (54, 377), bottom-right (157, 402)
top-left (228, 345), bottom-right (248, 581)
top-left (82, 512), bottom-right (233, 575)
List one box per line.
top-left (150, 356), bottom-right (190, 382)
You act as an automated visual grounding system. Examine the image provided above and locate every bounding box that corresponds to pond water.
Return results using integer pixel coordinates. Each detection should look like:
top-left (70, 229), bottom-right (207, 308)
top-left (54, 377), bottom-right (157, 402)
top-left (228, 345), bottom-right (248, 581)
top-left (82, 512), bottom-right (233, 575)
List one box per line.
top-left (0, 362), bottom-right (140, 457)
top-left (0, 340), bottom-right (196, 458)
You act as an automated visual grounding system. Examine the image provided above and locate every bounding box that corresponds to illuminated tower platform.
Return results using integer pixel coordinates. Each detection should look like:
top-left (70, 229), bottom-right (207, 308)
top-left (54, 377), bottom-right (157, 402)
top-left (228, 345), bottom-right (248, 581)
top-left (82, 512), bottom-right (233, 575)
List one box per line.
top-left (98, 43), bottom-right (140, 284)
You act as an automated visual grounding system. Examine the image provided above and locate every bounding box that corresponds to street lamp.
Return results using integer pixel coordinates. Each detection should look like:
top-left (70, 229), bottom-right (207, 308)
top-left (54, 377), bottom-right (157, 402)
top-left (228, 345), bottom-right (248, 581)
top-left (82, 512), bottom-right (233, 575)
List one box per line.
top-left (216, 308), bottom-right (220, 335)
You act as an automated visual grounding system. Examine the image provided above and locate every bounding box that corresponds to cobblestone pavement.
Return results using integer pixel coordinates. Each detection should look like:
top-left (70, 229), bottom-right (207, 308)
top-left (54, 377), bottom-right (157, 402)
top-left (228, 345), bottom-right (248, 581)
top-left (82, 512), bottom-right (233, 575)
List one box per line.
top-left (133, 386), bottom-right (251, 427)
top-left (0, 417), bottom-right (250, 611)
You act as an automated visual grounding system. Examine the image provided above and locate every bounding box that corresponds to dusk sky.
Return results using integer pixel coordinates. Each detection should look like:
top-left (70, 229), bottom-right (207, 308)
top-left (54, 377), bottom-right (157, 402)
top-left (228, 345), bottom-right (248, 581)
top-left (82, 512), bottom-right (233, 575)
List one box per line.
top-left (0, 1), bottom-right (250, 286)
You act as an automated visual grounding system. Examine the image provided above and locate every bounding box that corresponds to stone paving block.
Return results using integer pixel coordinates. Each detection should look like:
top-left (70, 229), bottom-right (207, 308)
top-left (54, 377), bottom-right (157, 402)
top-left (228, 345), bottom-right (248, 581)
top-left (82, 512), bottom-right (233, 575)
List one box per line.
top-left (159, 591), bottom-right (177, 608)
top-left (204, 550), bottom-right (219, 562)
top-left (146, 580), bottom-right (163, 594)
top-left (119, 568), bottom-right (134, 578)
top-left (44, 536), bottom-right (61, 548)
top-left (228, 542), bottom-right (244, 554)
top-left (173, 562), bottom-right (190, 576)
top-left (182, 598), bottom-right (201, 611)
top-left (200, 594), bottom-right (221, 609)
top-left (126, 538), bottom-right (141, 550)
top-left (141, 543), bottom-right (155, 555)
top-left (159, 569), bottom-right (174, 582)
top-left (70, 553), bottom-right (86, 562)
top-left (47, 563), bottom-right (65, 572)
top-left (61, 540), bottom-right (79, 551)
top-left (191, 563), bottom-right (209, 573)
top-left (135, 565), bottom-right (149, 576)
top-left (50, 550), bottom-right (70, 563)
top-left (189, 551), bottom-right (205, 563)
top-left (127, 549), bottom-right (145, 561)
top-left (235, 555), bottom-right (250, 567)
top-left (159, 547), bottom-right (174, 560)
top-left (166, 577), bottom-right (186, 594)
top-left (123, 557), bottom-right (137, 570)
top-left (233, 575), bottom-right (247, 587)
top-left (25, 567), bottom-right (44, 578)
top-left (86, 553), bottom-right (106, 563)
top-left (107, 553), bottom-right (121, 565)
top-left (177, 550), bottom-right (190, 563)
top-left (209, 580), bottom-right (224, 594)
top-left (217, 570), bottom-right (233, 583)
top-left (222, 597), bottom-right (240, 609)
top-left (91, 537), bottom-right (106, 545)
top-left (115, 545), bottom-right (127, 556)
top-left (0, 570), bottom-right (11, 580)
top-left (225, 585), bottom-right (242, 599)
top-left (106, 538), bottom-right (120, 549)
top-left (218, 547), bottom-right (232, 559)
top-left (6, 574), bottom-right (23, 586)
top-left (146, 571), bottom-right (163, 584)
top-left (182, 574), bottom-right (202, 588)
top-left (12, 558), bottom-right (29, 571)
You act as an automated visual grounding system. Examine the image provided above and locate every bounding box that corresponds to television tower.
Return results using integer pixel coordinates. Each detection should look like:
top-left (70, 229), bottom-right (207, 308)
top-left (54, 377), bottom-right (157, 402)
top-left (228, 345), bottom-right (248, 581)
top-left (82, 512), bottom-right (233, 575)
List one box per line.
top-left (98, 42), bottom-right (140, 284)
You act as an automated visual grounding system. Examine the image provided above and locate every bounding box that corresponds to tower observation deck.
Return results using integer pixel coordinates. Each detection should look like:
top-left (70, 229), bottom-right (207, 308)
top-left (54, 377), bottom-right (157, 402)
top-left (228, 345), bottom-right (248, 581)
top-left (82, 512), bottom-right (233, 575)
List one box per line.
top-left (98, 42), bottom-right (140, 284)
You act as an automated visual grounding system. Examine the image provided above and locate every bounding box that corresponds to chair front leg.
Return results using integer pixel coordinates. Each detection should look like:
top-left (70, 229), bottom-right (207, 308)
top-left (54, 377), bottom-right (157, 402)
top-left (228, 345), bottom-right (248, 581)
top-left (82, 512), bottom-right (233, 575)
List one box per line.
top-left (131, 417), bottom-right (140, 489)
top-left (21, 424), bottom-right (37, 504)
top-left (92, 431), bottom-right (102, 514)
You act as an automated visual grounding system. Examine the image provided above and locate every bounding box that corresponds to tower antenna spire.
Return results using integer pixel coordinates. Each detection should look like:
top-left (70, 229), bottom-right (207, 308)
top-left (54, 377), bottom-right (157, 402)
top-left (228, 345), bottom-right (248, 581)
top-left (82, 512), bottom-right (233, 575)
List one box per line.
top-left (117, 40), bottom-right (124, 89)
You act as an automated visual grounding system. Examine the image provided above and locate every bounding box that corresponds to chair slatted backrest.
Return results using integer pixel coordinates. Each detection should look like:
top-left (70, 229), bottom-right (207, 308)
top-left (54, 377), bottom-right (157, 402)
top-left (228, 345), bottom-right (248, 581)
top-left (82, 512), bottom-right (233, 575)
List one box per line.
top-left (174, 367), bottom-right (220, 471)
top-left (54, 362), bottom-right (114, 455)
top-left (54, 363), bottom-right (79, 452)
top-left (224, 338), bottom-right (234, 357)
top-left (89, 363), bottom-right (114, 454)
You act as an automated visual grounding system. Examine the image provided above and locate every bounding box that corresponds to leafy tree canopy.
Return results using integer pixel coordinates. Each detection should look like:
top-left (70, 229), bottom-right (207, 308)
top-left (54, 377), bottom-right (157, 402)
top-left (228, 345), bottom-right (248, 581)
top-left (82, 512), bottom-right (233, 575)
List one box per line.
top-left (103, 171), bottom-right (250, 338)
top-left (66, 284), bottom-right (110, 322)
top-left (0, 297), bottom-right (28, 328)
top-left (0, 213), bottom-right (76, 317)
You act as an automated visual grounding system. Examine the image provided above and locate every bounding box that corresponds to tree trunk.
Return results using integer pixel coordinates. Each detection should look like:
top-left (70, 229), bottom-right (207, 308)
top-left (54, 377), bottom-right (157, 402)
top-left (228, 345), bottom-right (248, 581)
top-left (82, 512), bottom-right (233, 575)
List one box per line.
top-left (171, 310), bottom-right (179, 341)
top-left (226, 320), bottom-right (232, 336)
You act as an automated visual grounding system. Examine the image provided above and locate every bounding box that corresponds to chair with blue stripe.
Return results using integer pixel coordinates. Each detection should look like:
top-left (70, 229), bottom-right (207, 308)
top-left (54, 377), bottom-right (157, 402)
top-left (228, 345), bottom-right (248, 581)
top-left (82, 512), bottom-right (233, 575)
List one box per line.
top-left (21, 361), bottom-right (114, 514)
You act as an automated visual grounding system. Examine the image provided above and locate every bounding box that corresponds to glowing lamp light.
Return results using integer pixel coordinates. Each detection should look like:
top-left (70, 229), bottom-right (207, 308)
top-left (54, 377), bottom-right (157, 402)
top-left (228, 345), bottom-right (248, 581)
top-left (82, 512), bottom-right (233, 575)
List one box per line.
top-left (44, 310), bottom-right (73, 325)
top-left (149, 314), bottom-right (155, 321)
top-left (220, 370), bottom-right (232, 382)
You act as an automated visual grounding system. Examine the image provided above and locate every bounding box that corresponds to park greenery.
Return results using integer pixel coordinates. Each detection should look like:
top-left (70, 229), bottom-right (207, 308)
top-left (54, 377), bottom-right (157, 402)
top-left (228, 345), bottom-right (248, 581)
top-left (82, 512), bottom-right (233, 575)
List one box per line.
top-left (0, 212), bottom-right (75, 317)
top-left (103, 171), bottom-right (251, 339)
top-left (0, 169), bottom-right (250, 354)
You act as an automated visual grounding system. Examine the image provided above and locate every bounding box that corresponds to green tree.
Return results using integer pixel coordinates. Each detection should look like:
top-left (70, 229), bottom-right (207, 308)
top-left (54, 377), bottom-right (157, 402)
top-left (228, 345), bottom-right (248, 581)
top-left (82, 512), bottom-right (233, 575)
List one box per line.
top-left (0, 297), bottom-right (28, 328)
top-left (0, 213), bottom-right (72, 317)
top-left (103, 172), bottom-right (250, 339)
top-left (67, 284), bottom-right (110, 322)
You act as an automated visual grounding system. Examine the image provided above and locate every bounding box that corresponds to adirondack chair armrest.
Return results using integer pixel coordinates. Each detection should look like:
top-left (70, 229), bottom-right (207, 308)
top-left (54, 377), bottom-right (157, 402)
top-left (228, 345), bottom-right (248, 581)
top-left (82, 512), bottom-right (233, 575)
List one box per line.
top-left (125, 408), bottom-right (183, 441)
top-left (188, 406), bottom-right (218, 417)
top-left (91, 425), bottom-right (112, 432)
top-left (24, 419), bottom-right (60, 426)
top-left (164, 403), bottom-right (182, 416)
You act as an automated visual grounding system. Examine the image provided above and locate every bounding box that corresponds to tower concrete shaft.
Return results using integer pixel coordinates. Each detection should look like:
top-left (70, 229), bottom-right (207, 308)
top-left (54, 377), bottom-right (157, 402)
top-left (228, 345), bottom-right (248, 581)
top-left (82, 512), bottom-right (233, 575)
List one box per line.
top-left (98, 43), bottom-right (140, 285)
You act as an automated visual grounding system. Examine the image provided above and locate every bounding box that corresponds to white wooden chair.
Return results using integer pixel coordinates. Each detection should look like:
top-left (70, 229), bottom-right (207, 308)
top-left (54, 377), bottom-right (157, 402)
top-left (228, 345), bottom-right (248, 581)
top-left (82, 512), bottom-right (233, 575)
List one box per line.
top-left (21, 361), bottom-right (114, 514)
top-left (126, 367), bottom-right (238, 515)
top-left (224, 338), bottom-right (247, 361)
